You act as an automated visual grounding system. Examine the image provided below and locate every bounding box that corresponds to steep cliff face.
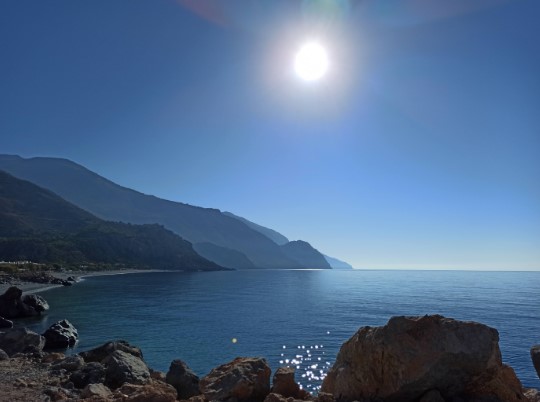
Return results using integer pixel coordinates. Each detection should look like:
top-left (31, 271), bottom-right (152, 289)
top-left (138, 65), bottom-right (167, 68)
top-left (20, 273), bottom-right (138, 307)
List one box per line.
top-left (280, 240), bottom-right (331, 269)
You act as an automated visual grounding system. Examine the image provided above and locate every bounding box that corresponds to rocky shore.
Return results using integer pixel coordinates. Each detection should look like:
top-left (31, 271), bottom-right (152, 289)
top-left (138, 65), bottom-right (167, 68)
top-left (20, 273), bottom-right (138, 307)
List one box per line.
top-left (0, 287), bottom-right (539, 402)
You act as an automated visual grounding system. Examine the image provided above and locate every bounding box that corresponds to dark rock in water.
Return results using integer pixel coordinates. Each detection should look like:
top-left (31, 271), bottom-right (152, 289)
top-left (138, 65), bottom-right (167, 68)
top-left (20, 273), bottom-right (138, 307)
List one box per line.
top-left (103, 349), bottom-right (150, 389)
top-left (0, 327), bottom-right (45, 356)
top-left (0, 348), bottom-right (8, 360)
top-left (321, 315), bottom-right (525, 402)
top-left (531, 345), bottom-right (540, 380)
top-left (43, 319), bottom-right (78, 349)
top-left (70, 361), bottom-right (106, 388)
top-left (165, 359), bottom-right (200, 400)
top-left (199, 357), bottom-right (271, 402)
top-left (22, 294), bottom-right (50, 313)
top-left (271, 367), bottom-right (309, 400)
top-left (0, 316), bottom-right (13, 328)
top-left (0, 286), bottom-right (39, 319)
top-left (66, 276), bottom-right (77, 282)
top-left (1, 286), bottom-right (22, 300)
top-left (80, 339), bottom-right (143, 363)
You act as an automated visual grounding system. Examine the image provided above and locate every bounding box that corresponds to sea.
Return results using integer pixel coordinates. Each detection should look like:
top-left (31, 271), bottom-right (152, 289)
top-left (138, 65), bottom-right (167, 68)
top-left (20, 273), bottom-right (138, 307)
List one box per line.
top-left (21, 269), bottom-right (540, 392)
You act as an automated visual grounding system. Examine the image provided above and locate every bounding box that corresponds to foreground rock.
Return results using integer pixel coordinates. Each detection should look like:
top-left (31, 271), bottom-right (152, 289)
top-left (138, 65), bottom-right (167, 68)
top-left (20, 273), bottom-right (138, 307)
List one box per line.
top-left (104, 349), bottom-right (151, 389)
top-left (321, 315), bottom-right (525, 402)
top-left (43, 319), bottom-right (78, 349)
top-left (80, 339), bottom-right (143, 362)
top-left (532, 345), bottom-right (540, 380)
top-left (271, 367), bottom-right (310, 400)
top-left (199, 357), bottom-right (271, 402)
top-left (166, 359), bottom-right (200, 399)
top-left (0, 327), bottom-right (45, 356)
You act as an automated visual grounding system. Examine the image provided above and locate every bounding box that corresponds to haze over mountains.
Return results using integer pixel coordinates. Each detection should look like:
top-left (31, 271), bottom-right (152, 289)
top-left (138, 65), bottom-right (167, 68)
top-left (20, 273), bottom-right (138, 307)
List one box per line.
top-left (0, 155), bottom-right (351, 270)
top-left (0, 170), bottom-right (221, 270)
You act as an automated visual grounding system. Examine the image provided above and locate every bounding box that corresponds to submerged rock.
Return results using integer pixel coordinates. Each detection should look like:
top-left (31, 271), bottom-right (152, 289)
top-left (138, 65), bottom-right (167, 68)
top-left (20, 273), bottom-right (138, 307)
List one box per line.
top-left (103, 349), bottom-right (151, 389)
top-left (321, 314), bottom-right (525, 402)
top-left (0, 327), bottom-right (45, 356)
top-left (42, 319), bottom-right (78, 349)
top-left (199, 357), bottom-right (271, 402)
top-left (531, 345), bottom-right (540, 380)
top-left (165, 359), bottom-right (200, 400)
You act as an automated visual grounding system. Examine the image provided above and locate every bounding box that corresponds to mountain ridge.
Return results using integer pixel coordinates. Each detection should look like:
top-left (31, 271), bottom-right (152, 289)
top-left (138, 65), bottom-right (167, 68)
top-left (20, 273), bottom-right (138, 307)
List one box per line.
top-left (0, 155), bottom-right (330, 269)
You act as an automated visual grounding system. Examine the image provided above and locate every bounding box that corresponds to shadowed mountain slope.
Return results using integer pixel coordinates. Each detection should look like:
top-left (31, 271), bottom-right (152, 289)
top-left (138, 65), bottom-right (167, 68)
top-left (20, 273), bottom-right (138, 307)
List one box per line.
top-left (0, 170), bottom-right (222, 271)
top-left (223, 211), bottom-right (289, 245)
top-left (280, 240), bottom-right (331, 269)
top-left (0, 155), bottom-right (305, 269)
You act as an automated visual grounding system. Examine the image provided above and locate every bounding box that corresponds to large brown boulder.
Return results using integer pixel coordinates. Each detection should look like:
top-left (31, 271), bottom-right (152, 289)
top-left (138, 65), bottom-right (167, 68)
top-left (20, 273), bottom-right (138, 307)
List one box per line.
top-left (531, 345), bottom-right (540, 380)
top-left (199, 357), bottom-right (271, 402)
top-left (165, 359), bottom-right (200, 400)
top-left (271, 367), bottom-right (310, 400)
top-left (321, 315), bottom-right (525, 402)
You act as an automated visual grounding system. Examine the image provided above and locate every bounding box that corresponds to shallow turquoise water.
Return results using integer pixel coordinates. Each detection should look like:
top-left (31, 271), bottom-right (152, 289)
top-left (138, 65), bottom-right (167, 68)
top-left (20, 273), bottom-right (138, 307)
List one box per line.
top-left (21, 270), bottom-right (540, 391)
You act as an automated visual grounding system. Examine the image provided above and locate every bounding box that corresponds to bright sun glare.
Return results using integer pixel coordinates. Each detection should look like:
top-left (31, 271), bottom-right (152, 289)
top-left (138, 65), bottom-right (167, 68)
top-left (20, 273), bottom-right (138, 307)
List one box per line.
top-left (294, 42), bottom-right (329, 82)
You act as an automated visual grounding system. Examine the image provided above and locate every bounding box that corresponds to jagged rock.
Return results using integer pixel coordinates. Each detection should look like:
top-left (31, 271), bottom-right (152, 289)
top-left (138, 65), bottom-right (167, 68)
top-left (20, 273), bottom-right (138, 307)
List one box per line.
top-left (531, 345), bottom-right (540, 380)
top-left (0, 286), bottom-right (39, 318)
top-left (81, 382), bottom-right (112, 399)
top-left (165, 359), bottom-right (200, 400)
top-left (80, 340), bottom-right (143, 363)
top-left (114, 381), bottom-right (177, 402)
top-left (199, 357), bottom-right (271, 402)
top-left (43, 319), bottom-right (78, 349)
top-left (151, 368), bottom-right (167, 382)
top-left (2, 286), bottom-right (22, 300)
top-left (0, 348), bottom-right (8, 360)
top-left (51, 355), bottom-right (85, 372)
top-left (103, 350), bottom-right (151, 389)
top-left (0, 316), bottom-right (13, 328)
top-left (321, 315), bottom-right (525, 402)
top-left (0, 327), bottom-right (45, 356)
top-left (271, 367), bottom-right (310, 400)
top-left (22, 294), bottom-right (50, 313)
top-left (419, 389), bottom-right (445, 402)
top-left (70, 361), bottom-right (106, 388)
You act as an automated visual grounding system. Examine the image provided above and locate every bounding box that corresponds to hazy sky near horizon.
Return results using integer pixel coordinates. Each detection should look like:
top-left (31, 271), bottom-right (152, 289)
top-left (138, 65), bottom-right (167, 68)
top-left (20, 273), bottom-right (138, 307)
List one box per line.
top-left (1, 0), bottom-right (539, 270)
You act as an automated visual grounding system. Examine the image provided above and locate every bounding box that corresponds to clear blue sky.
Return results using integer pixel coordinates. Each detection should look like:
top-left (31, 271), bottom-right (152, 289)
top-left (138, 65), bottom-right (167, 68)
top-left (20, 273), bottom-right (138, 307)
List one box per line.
top-left (1, 0), bottom-right (539, 270)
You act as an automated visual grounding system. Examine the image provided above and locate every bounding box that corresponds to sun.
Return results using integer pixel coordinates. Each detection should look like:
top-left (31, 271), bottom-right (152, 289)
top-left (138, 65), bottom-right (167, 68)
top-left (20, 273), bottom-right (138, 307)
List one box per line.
top-left (294, 42), bottom-right (329, 82)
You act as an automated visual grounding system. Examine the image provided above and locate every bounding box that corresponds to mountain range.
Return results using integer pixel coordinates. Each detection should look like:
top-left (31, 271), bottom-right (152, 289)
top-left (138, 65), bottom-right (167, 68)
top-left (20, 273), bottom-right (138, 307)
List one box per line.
top-left (0, 154), bottom-right (352, 270)
top-left (0, 170), bottom-right (221, 270)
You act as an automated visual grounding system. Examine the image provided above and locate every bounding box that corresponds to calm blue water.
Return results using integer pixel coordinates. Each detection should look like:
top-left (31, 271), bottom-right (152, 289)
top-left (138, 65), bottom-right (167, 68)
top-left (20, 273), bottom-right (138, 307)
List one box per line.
top-left (20, 270), bottom-right (540, 391)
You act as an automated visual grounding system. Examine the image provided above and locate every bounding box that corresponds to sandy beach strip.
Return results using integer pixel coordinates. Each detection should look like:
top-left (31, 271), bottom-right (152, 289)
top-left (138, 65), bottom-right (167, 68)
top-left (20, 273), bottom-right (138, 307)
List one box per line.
top-left (0, 269), bottom-right (170, 295)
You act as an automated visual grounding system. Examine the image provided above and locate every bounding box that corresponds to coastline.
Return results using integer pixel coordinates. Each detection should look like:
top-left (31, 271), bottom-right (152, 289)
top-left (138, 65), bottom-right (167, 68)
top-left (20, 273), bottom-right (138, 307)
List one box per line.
top-left (0, 269), bottom-right (171, 295)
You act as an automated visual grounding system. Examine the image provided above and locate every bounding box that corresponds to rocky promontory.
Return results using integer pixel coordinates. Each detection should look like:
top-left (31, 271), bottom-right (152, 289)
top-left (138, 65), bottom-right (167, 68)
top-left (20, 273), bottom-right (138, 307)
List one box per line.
top-left (0, 313), bottom-right (538, 401)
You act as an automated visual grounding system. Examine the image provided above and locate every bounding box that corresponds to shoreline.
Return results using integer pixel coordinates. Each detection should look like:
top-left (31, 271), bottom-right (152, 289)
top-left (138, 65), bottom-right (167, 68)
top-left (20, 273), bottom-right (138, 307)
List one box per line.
top-left (0, 269), bottom-right (172, 295)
